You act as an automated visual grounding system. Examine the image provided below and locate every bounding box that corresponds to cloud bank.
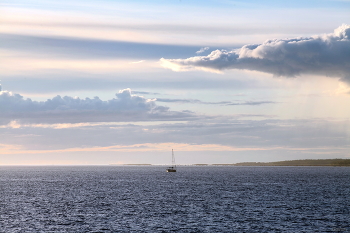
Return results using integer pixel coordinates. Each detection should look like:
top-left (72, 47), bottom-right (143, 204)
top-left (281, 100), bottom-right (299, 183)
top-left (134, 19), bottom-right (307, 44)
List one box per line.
top-left (161, 24), bottom-right (350, 83)
top-left (0, 89), bottom-right (194, 124)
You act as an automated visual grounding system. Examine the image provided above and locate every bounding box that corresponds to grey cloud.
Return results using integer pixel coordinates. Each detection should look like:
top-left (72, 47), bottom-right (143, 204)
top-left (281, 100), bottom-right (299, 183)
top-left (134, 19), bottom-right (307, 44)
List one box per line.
top-left (4, 73), bottom-right (260, 95)
top-left (0, 89), bottom-right (195, 124)
top-left (226, 101), bottom-right (277, 106)
top-left (146, 118), bottom-right (350, 149)
top-left (161, 25), bottom-right (350, 83)
top-left (156, 98), bottom-right (211, 104)
top-left (2, 117), bottom-right (348, 155)
top-left (0, 33), bottom-right (200, 59)
top-left (156, 98), bottom-right (277, 106)
top-left (131, 91), bottom-right (161, 95)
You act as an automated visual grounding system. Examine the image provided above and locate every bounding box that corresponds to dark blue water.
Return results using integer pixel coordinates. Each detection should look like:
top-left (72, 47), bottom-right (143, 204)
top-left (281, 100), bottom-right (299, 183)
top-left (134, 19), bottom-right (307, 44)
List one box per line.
top-left (1, 166), bottom-right (349, 232)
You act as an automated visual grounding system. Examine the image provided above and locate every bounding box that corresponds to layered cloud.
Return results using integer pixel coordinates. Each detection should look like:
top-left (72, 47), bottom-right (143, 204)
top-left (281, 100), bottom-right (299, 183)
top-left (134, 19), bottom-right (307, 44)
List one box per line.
top-left (156, 98), bottom-right (277, 106)
top-left (0, 33), bottom-right (199, 60)
top-left (161, 25), bottom-right (350, 83)
top-left (1, 118), bottom-right (349, 162)
top-left (0, 89), bottom-right (194, 124)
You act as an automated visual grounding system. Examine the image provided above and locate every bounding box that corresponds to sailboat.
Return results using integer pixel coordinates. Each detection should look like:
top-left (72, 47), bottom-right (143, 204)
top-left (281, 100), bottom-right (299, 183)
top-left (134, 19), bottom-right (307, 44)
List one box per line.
top-left (166, 149), bottom-right (177, 172)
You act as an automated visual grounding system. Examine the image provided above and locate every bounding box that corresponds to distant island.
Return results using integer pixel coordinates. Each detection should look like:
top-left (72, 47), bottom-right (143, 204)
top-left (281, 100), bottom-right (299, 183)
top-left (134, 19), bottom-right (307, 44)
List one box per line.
top-left (109, 164), bottom-right (152, 166)
top-left (216, 159), bottom-right (350, 167)
top-left (123, 164), bottom-right (152, 166)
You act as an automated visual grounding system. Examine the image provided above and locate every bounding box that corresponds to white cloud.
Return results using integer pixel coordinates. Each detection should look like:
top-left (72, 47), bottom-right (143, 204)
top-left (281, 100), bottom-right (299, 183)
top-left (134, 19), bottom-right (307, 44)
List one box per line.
top-left (0, 89), bottom-right (195, 124)
top-left (129, 60), bottom-right (145, 64)
top-left (196, 47), bottom-right (209, 54)
top-left (161, 25), bottom-right (350, 83)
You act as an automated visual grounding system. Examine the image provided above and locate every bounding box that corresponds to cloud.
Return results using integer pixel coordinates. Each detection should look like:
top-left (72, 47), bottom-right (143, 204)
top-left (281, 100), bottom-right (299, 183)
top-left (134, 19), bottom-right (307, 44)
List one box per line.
top-left (226, 101), bottom-right (277, 106)
top-left (1, 118), bottom-right (349, 159)
top-left (0, 142), bottom-right (278, 155)
top-left (132, 91), bottom-right (161, 95)
top-left (156, 98), bottom-right (277, 105)
top-left (0, 89), bottom-right (195, 124)
top-left (0, 33), bottom-right (199, 59)
top-left (196, 47), bottom-right (209, 54)
top-left (129, 60), bottom-right (145, 64)
top-left (156, 98), bottom-right (221, 104)
top-left (161, 24), bottom-right (350, 83)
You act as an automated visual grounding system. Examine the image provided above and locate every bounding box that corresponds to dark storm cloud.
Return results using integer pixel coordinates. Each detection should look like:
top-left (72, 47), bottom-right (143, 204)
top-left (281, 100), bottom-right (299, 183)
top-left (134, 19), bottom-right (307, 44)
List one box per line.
top-left (0, 89), bottom-right (195, 124)
top-left (161, 25), bottom-right (350, 83)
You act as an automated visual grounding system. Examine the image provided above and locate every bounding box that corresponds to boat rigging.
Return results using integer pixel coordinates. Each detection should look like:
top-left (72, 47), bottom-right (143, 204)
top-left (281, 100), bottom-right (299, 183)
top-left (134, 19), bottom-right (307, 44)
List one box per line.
top-left (166, 149), bottom-right (176, 172)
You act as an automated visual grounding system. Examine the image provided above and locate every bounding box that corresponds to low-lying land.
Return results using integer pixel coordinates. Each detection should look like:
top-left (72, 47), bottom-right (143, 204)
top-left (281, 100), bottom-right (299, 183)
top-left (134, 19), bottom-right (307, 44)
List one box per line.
top-left (110, 164), bottom-right (152, 166)
top-left (221, 159), bottom-right (350, 166)
top-left (108, 159), bottom-right (350, 166)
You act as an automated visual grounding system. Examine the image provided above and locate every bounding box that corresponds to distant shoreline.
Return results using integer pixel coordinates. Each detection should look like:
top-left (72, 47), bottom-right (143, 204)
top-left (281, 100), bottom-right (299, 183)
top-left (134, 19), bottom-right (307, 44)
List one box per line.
top-left (227, 158), bottom-right (350, 167)
top-left (113, 159), bottom-right (350, 167)
top-left (111, 164), bottom-right (152, 166)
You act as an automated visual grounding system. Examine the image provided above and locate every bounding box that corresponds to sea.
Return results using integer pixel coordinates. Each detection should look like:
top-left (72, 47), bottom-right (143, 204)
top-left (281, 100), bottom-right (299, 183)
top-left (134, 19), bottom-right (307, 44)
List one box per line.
top-left (0, 166), bottom-right (349, 232)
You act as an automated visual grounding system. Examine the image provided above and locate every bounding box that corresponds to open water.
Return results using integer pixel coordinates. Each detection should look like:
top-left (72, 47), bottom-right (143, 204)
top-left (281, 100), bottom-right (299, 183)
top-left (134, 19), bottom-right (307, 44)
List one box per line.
top-left (0, 166), bottom-right (349, 232)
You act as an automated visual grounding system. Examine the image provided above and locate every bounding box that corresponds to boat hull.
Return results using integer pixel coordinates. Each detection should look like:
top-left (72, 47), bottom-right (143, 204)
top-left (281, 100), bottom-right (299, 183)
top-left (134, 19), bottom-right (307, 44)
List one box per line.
top-left (166, 169), bottom-right (176, 172)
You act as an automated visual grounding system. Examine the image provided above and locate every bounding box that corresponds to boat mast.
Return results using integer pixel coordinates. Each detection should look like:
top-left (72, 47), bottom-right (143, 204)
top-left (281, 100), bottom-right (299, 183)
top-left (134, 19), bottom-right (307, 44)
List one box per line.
top-left (172, 149), bottom-right (176, 168)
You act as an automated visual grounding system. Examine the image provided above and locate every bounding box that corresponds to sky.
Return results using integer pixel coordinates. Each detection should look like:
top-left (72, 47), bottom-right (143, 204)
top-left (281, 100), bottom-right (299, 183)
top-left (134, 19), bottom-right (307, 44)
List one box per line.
top-left (0, 0), bottom-right (350, 165)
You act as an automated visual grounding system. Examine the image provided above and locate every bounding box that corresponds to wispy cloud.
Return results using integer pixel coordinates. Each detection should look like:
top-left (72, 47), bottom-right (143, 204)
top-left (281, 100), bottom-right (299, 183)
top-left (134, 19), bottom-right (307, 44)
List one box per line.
top-left (0, 121), bottom-right (118, 129)
top-left (2, 3), bottom-right (347, 47)
top-left (0, 142), bottom-right (314, 155)
top-left (132, 91), bottom-right (161, 95)
top-left (1, 117), bottom-right (349, 164)
top-left (129, 60), bottom-right (145, 64)
top-left (2, 137), bottom-right (349, 157)
top-left (226, 101), bottom-right (277, 106)
top-left (0, 33), bottom-right (198, 59)
top-left (156, 98), bottom-right (277, 105)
